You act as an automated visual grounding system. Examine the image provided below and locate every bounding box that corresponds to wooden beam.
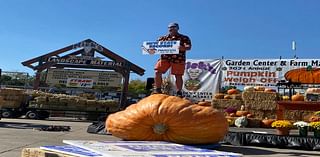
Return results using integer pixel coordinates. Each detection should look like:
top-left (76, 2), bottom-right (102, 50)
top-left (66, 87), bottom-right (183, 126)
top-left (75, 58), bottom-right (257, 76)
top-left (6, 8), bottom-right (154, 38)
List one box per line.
top-left (34, 49), bottom-right (84, 71)
top-left (22, 39), bottom-right (91, 66)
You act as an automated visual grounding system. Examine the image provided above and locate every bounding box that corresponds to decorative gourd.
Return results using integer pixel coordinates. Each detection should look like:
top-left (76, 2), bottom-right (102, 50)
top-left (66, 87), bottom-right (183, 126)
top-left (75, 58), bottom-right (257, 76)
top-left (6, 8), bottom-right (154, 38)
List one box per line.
top-left (246, 113), bottom-right (254, 118)
top-left (306, 88), bottom-right (320, 94)
top-left (291, 93), bottom-right (304, 101)
top-left (234, 116), bottom-right (248, 127)
top-left (224, 95), bottom-right (232, 99)
top-left (244, 86), bottom-right (255, 91)
top-left (106, 94), bottom-right (228, 144)
top-left (214, 93), bottom-right (225, 99)
top-left (227, 89), bottom-right (239, 95)
top-left (236, 105), bottom-right (249, 117)
top-left (261, 118), bottom-right (275, 128)
top-left (254, 86), bottom-right (265, 91)
top-left (284, 67), bottom-right (320, 84)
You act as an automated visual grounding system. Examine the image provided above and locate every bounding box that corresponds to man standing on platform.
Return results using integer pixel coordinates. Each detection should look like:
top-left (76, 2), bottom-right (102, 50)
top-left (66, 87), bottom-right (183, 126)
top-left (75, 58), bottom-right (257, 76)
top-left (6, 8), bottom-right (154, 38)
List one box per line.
top-left (152, 22), bottom-right (192, 97)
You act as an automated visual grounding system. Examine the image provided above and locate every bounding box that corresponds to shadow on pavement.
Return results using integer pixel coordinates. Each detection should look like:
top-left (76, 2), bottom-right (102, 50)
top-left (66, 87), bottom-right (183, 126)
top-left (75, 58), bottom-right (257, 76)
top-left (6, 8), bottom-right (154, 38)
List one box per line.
top-left (0, 121), bottom-right (51, 129)
top-left (216, 145), bottom-right (276, 155)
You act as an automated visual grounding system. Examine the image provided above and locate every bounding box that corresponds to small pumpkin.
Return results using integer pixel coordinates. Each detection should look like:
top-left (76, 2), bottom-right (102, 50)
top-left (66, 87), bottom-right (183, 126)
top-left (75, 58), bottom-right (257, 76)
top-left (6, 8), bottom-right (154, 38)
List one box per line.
top-left (254, 86), bottom-right (265, 91)
top-left (227, 89), bottom-right (239, 95)
top-left (224, 95), bottom-right (232, 99)
top-left (264, 88), bottom-right (276, 93)
top-left (285, 67), bottom-right (320, 84)
top-left (261, 118), bottom-right (275, 128)
top-left (236, 105), bottom-right (249, 117)
top-left (309, 116), bottom-right (320, 122)
top-left (106, 94), bottom-right (228, 144)
top-left (214, 93), bottom-right (225, 99)
top-left (246, 113), bottom-right (254, 118)
top-left (291, 93), bottom-right (304, 101)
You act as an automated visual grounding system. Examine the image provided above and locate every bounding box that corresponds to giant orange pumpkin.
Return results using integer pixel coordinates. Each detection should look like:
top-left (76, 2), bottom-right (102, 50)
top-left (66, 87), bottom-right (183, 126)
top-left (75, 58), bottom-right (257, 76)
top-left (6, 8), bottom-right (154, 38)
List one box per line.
top-left (106, 94), bottom-right (228, 144)
top-left (285, 68), bottom-right (320, 84)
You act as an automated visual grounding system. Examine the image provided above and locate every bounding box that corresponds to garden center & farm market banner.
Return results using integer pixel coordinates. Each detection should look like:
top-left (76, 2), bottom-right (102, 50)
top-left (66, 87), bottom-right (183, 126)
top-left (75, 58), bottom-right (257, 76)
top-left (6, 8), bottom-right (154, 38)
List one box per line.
top-left (170, 59), bottom-right (320, 101)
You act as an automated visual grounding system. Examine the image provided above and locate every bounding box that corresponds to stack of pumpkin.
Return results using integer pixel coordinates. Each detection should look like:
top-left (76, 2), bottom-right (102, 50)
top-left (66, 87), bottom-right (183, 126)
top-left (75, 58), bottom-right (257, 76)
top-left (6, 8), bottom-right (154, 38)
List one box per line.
top-left (106, 94), bottom-right (229, 144)
top-left (242, 86), bottom-right (279, 120)
top-left (212, 88), bottom-right (243, 111)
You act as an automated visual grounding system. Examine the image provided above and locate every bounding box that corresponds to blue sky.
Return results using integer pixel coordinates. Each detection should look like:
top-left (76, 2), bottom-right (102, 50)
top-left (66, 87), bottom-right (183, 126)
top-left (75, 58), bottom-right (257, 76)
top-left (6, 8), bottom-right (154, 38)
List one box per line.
top-left (0, 0), bottom-right (319, 80)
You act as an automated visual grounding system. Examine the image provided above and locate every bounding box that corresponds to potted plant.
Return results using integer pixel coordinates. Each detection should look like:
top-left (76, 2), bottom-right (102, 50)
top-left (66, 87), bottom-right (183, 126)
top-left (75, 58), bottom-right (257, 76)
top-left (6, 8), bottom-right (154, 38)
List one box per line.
top-left (293, 121), bottom-right (309, 137)
top-left (309, 121), bottom-right (320, 138)
top-left (271, 120), bottom-right (293, 136)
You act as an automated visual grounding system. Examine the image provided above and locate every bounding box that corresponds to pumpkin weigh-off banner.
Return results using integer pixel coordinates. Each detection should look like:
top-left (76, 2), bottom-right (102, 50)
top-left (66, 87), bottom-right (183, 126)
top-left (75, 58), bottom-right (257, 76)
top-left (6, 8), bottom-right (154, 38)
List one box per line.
top-left (221, 59), bottom-right (320, 87)
top-left (168, 58), bottom-right (320, 101)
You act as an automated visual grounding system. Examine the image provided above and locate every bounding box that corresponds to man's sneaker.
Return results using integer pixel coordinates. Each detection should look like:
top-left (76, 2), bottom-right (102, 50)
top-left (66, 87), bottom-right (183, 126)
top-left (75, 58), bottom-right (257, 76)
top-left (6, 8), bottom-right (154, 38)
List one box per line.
top-left (176, 91), bottom-right (183, 97)
top-left (152, 88), bottom-right (162, 94)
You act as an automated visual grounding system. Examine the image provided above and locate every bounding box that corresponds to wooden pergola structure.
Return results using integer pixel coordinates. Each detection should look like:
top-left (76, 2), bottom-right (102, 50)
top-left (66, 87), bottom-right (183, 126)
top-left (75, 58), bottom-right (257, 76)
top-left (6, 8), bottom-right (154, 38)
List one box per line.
top-left (22, 39), bottom-right (145, 109)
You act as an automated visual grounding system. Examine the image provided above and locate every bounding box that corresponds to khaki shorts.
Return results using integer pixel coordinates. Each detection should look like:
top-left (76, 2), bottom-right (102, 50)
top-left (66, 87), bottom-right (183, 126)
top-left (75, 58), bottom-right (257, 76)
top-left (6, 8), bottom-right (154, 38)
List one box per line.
top-left (154, 60), bottom-right (185, 75)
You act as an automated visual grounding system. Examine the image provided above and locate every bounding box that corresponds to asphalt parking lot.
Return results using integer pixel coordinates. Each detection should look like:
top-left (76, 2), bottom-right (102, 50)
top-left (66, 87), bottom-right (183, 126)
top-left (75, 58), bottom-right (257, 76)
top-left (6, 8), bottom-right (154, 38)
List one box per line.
top-left (0, 118), bottom-right (319, 157)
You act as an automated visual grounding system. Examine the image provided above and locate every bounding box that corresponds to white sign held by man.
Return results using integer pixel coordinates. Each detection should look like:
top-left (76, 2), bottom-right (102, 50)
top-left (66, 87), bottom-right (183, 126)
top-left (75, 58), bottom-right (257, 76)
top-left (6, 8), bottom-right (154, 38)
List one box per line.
top-left (142, 41), bottom-right (180, 55)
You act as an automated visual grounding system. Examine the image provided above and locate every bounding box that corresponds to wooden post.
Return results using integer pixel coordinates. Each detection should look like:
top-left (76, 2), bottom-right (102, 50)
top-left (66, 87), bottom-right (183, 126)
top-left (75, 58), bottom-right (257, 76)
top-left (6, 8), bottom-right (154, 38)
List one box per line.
top-left (119, 69), bottom-right (130, 110)
top-left (34, 70), bottom-right (41, 90)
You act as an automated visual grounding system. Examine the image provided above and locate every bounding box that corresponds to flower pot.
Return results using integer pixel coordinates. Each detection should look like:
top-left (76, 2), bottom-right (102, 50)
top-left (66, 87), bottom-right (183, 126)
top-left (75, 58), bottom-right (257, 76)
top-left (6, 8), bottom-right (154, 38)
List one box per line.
top-left (314, 130), bottom-right (320, 138)
top-left (276, 128), bottom-right (290, 136)
top-left (298, 127), bottom-right (308, 137)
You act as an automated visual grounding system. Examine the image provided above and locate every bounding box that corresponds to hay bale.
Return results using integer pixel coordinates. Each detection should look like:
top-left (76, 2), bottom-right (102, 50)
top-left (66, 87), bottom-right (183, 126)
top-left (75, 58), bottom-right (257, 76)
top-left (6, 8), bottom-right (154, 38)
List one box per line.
top-left (242, 91), bottom-right (279, 101)
top-left (244, 100), bottom-right (277, 110)
top-left (249, 110), bottom-right (265, 119)
top-left (284, 110), bottom-right (303, 121)
top-left (211, 99), bottom-right (244, 110)
top-left (263, 110), bottom-right (276, 119)
top-left (75, 98), bottom-right (87, 106)
top-left (86, 100), bottom-right (97, 106)
top-left (1, 100), bottom-right (21, 108)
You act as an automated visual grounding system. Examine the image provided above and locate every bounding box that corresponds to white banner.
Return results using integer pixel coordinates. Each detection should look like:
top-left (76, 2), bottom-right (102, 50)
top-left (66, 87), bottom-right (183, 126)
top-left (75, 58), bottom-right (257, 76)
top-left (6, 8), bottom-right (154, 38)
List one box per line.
top-left (142, 41), bottom-right (180, 55)
top-left (170, 59), bottom-right (222, 101)
top-left (66, 78), bottom-right (94, 88)
top-left (221, 59), bottom-right (320, 87)
top-left (46, 69), bottom-right (122, 87)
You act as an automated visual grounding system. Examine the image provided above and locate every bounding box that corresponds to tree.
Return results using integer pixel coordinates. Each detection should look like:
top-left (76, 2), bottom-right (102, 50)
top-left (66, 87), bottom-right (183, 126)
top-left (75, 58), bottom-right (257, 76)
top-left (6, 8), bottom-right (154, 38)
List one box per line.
top-left (128, 79), bottom-right (147, 97)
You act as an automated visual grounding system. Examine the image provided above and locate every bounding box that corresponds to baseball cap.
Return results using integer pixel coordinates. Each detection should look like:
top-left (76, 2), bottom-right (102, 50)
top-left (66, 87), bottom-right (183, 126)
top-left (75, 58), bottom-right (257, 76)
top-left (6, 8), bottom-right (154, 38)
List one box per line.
top-left (168, 22), bottom-right (179, 29)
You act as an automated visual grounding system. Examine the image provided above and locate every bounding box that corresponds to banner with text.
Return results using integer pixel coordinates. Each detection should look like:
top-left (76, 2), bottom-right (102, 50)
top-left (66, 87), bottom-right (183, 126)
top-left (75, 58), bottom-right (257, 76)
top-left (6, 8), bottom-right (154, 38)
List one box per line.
top-left (181, 59), bottom-right (222, 101)
top-left (221, 59), bottom-right (320, 87)
top-left (142, 41), bottom-right (180, 55)
top-left (46, 69), bottom-right (122, 87)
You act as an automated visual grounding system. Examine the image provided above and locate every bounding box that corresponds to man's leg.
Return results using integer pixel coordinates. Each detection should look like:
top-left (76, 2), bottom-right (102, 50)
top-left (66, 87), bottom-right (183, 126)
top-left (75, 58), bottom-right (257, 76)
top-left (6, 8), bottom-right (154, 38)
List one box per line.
top-left (154, 71), bottom-right (163, 93)
top-left (175, 74), bottom-right (183, 91)
top-left (172, 62), bottom-right (186, 97)
top-left (154, 60), bottom-right (170, 94)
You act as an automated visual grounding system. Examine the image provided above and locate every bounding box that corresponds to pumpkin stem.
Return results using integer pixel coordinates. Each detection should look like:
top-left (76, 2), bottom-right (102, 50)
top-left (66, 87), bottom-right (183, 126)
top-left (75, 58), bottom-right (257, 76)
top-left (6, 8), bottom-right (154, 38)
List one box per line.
top-left (153, 123), bottom-right (168, 135)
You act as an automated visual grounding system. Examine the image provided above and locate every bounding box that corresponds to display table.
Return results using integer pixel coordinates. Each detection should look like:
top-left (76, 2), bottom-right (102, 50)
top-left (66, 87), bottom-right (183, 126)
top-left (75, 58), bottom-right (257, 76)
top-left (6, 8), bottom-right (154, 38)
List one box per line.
top-left (276, 101), bottom-right (320, 120)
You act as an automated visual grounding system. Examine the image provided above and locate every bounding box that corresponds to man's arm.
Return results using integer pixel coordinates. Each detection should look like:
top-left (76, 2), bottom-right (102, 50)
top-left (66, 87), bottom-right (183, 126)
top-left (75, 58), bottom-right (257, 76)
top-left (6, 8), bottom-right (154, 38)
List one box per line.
top-left (179, 35), bottom-right (192, 51)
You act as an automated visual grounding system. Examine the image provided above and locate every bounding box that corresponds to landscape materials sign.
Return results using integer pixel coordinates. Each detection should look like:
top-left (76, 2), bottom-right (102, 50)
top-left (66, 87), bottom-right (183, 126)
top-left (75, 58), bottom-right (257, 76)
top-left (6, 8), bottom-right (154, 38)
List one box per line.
top-left (46, 69), bottom-right (122, 87)
top-left (66, 78), bottom-right (94, 88)
top-left (142, 41), bottom-right (180, 55)
top-left (221, 59), bottom-right (320, 87)
top-left (180, 59), bottom-right (222, 101)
